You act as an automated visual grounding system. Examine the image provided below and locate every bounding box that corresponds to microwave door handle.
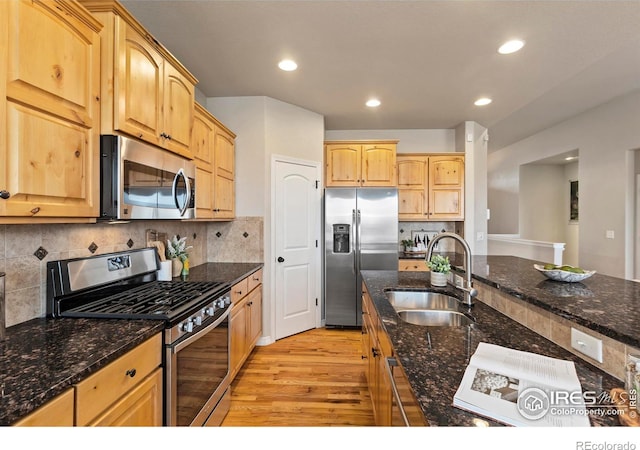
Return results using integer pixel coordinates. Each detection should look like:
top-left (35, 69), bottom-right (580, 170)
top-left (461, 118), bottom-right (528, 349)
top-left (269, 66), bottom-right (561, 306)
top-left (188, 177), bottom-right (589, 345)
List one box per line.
top-left (172, 169), bottom-right (189, 216)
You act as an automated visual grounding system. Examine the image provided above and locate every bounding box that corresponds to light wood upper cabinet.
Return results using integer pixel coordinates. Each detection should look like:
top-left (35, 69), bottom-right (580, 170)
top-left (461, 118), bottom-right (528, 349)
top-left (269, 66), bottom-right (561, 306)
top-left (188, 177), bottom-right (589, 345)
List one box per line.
top-left (428, 155), bottom-right (465, 221)
top-left (82, 0), bottom-right (197, 159)
top-left (398, 153), bottom-right (464, 221)
top-left (0, 0), bottom-right (102, 222)
top-left (325, 141), bottom-right (397, 187)
top-left (212, 123), bottom-right (236, 219)
top-left (192, 103), bottom-right (215, 219)
top-left (191, 102), bottom-right (236, 220)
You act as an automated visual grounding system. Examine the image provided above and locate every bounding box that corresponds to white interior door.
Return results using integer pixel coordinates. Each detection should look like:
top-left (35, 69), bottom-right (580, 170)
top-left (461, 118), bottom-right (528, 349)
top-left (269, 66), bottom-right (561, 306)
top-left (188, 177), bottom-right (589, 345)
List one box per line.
top-left (274, 158), bottom-right (320, 340)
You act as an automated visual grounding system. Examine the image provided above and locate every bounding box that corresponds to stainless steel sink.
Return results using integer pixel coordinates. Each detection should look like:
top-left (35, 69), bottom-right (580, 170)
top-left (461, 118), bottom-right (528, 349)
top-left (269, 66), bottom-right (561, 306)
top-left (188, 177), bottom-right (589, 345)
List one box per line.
top-left (385, 291), bottom-right (459, 311)
top-left (397, 309), bottom-right (475, 327)
top-left (385, 290), bottom-right (475, 326)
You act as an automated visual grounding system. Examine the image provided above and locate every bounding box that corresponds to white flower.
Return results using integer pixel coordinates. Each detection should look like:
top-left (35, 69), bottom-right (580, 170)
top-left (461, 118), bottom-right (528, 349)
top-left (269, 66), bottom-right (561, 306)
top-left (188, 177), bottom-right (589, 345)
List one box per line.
top-left (166, 235), bottom-right (192, 260)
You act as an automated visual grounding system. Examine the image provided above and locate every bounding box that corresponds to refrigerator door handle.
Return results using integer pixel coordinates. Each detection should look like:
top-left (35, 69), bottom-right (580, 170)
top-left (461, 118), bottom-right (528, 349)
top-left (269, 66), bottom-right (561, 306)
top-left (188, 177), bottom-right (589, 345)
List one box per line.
top-left (357, 209), bottom-right (362, 272)
top-left (352, 209), bottom-right (357, 274)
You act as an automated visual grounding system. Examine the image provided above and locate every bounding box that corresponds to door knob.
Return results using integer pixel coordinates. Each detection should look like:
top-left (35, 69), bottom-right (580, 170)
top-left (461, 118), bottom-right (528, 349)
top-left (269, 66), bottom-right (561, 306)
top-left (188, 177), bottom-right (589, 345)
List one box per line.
top-left (277, 256), bottom-right (285, 263)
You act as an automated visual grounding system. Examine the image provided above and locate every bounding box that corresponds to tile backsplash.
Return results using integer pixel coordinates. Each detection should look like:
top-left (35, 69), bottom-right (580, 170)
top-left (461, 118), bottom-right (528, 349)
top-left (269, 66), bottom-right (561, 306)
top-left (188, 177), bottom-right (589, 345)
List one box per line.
top-left (0, 216), bottom-right (264, 327)
top-left (398, 221), bottom-right (457, 252)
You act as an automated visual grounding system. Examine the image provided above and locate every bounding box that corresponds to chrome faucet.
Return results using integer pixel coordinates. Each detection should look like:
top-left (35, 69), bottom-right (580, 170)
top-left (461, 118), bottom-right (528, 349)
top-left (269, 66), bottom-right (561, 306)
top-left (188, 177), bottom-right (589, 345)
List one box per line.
top-left (425, 232), bottom-right (477, 307)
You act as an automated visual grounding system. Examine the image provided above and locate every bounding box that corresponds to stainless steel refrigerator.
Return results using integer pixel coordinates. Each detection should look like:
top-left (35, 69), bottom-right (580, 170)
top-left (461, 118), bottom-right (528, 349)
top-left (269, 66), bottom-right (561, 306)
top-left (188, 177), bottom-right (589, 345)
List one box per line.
top-left (324, 188), bottom-right (398, 327)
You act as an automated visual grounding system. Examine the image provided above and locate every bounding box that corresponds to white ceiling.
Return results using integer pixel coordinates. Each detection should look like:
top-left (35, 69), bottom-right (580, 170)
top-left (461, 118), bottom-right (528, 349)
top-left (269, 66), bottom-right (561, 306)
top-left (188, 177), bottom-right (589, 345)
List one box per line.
top-left (120, 0), bottom-right (640, 151)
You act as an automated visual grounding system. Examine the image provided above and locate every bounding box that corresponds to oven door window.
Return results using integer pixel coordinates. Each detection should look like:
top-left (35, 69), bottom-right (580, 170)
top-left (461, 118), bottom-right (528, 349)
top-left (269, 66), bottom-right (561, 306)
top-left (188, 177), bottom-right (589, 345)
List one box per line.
top-left (175, 318), bottom-right (229, 426)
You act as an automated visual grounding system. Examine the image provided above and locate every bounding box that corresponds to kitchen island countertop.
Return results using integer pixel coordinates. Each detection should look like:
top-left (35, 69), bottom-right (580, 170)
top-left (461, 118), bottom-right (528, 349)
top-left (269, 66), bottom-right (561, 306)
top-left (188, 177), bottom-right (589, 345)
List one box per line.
top-left (361, 268), bottom-right (624, 426)
top-left (0, 261), bottom-right (262, 426)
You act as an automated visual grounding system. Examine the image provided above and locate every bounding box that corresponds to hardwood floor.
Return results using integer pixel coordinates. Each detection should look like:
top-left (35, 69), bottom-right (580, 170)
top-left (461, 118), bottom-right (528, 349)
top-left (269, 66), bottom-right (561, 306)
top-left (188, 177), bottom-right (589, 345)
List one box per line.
top-left (221, 327), bottom-right (375, 426)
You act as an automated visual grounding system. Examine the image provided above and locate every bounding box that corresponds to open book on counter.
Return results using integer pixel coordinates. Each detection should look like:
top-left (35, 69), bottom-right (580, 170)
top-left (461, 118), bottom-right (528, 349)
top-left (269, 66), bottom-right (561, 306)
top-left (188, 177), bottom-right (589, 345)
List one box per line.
top-left (453, 342), bottom-right (590, 426)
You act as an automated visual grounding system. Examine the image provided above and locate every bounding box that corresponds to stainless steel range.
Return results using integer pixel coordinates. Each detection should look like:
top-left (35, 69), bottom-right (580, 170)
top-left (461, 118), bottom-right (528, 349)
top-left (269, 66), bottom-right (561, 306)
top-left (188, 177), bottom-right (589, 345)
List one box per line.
top-left (46, 248), bottom-right (232, 427)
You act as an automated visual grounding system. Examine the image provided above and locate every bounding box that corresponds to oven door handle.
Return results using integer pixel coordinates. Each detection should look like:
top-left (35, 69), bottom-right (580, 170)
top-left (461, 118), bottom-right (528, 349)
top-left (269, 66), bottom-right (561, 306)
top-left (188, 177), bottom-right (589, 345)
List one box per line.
top-left (171, 306), bottom-right (231, 353)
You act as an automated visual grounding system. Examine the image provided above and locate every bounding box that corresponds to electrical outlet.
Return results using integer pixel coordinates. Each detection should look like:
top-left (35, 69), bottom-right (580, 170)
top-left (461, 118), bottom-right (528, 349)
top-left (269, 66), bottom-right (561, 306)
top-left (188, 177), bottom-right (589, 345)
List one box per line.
top-left (477, 231), bottom-right (485, 241)
top-left (571, 328), bottom-right (603, 363)
top-left (605, 230), bottom-right (615, 239)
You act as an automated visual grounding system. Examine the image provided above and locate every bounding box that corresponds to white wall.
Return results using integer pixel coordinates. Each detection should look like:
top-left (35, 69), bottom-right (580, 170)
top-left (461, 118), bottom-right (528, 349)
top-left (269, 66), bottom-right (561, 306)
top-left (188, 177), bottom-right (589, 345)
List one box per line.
top-left (324, 129), bottom-right (455, 153)
top-left (457, 121), bottom-right (488, 255)
top-left (488, 90), bottom-right (640, 278)
top-left (519, 164), bottom-right (565, 241)
top-left (206, 96), bottom-right (324, 343)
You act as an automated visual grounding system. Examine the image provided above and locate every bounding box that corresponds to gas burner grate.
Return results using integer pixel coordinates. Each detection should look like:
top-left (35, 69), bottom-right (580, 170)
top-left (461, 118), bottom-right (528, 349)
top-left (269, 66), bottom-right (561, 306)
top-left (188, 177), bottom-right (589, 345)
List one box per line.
top-left (63, 281), bottom-right (228, 320)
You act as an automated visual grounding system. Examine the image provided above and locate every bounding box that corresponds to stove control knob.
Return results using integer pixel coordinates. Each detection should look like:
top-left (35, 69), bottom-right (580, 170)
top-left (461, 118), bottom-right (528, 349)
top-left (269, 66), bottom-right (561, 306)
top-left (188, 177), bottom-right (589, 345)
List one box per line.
top-left (206, 306), bottom-right (215, 316)
top-left (195, 315), bottom-right (202, 326)
top-left (182, 320), bottom-right (193, 333)
top-left (223, 295), bottom-right (231, 306)
top-left (216, 299), bottom-right (224, 308)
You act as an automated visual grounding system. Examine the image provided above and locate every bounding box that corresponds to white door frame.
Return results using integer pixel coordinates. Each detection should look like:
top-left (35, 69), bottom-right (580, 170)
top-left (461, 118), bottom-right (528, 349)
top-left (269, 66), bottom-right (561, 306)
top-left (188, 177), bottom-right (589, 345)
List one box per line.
top-left (269, 154), bottom-right (322, 340)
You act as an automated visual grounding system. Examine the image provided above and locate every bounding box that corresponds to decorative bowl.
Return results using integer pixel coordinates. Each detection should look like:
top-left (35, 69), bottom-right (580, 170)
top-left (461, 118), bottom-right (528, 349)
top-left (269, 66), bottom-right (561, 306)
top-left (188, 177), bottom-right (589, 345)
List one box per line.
top-left (533, 264), bottom-right (596, 283)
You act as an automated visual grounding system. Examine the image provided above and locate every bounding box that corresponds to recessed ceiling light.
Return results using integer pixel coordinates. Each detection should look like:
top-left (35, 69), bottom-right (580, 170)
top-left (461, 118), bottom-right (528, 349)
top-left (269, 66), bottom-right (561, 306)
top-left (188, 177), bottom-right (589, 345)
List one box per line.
top-left (565, 156), bottom-right (578, 161)
top-left (278, 59), bottom-right (298, 71)
top-left (366, 99), bottom-right (381, 107)
top-left (474, 98), bottom-right (492, 106)
top-left (498, 40), bottom-right (525, 55)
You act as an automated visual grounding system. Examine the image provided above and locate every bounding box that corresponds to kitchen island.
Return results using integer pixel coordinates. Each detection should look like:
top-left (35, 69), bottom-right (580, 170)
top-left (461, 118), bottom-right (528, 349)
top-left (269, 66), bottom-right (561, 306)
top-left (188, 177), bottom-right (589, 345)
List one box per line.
top-left (361, 261), bottom-right (627, 426)
top-left (0, 262), bottom-right (262, 426)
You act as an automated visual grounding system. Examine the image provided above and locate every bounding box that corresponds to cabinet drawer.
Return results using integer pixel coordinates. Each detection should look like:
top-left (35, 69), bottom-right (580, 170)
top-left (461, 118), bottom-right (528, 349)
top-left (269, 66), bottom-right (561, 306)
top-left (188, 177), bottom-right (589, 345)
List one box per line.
top-left (399, 260), bottom-right (428, 272)
top-left (231, 277), bottom-right (249, 305)
top-left (87, 368), bottom-right (163, 426)
top-left (247, 269), bottom-right (263, 292)
top-left (75, 334), bottom-right (162, 426)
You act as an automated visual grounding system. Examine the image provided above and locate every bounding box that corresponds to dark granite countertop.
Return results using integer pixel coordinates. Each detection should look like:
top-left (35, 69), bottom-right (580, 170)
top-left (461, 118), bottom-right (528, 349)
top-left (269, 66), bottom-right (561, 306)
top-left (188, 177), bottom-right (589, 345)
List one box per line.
top-left (361, 270), bottom-right (623, 427)
top-left (0, 261), bottom-right (262, 426)
top-left (464, 255), bottom-right (640, 349)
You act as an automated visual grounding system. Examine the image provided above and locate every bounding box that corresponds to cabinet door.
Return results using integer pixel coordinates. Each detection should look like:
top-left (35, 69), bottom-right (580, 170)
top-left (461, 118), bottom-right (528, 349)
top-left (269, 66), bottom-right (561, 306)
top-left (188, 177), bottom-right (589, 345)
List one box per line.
top-left (361, 144), bottom-right (396, 187)
top-left (398, 157), bottom-right (427, 219)
top-left (247, 288), bottom-right (262, 349)
top-left (195, 166), bottom-right (214, 219)
top-left (162, 63), bottom-right (194, 158)
top-left (13, 388), bottom-right (75, 427)
top-left (212, 126), bottom-right (235, 219)
top-left (325, 144), bottom-right (361, 186)
top-left (192, 104), bottom-right (215, 218)
top-left (75, 334), bottom-right (162, 426)
top-left (191, 104), bottom-right (214, 171)
top-left (428, 156), bottom-right (464, 220)
top-left (230, 301), bottom-right (248, 380)
top-left (114, 20), bottom-right (164, 147)
top-left (88, 368), bottom-right (163, 426)
top-left (1, 0), bottom-right (101, 219)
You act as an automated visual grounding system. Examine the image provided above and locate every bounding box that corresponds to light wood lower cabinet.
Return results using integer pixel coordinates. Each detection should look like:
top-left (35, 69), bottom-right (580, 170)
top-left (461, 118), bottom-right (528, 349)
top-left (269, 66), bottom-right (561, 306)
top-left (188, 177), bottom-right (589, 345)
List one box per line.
top-left (362, 283), bottom-right (427, 426)
top-left (399, 259), bottom-right (429, 272)
top-left (75, 333), bottom-right (163, 426)
top-left (230, 269), bottom-right (263, 380)
top-left (12, 333), bottom-right (163, 427)
top-left (12, 388), bottom-right (75, 427)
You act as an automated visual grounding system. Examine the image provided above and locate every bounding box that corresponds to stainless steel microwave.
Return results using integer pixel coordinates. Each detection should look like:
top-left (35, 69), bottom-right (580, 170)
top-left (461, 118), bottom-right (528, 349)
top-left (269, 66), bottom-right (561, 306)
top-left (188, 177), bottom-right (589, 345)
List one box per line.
top-left (100, 135), bottom-right (196, 221)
